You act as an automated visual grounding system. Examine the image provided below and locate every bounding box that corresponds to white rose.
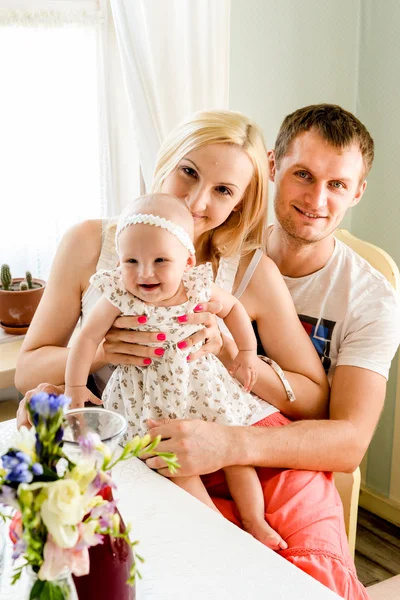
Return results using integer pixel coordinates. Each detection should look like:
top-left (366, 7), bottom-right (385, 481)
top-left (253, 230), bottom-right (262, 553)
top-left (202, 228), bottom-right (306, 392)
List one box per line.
top-left (40, 479), bottom-right (86, 548)
top-left (13, 426), bottom-right (36, 459)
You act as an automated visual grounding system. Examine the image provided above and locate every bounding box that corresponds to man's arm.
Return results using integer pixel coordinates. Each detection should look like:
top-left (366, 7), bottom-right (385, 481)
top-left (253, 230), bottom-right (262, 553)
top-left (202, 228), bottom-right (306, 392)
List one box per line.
top-left (145, 366), bottom-right (386, 475)
top-left (236, 365), bottom-right (386, 473)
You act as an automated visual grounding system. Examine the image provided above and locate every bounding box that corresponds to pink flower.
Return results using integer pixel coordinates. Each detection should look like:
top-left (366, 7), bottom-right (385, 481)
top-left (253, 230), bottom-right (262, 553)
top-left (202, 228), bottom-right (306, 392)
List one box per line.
top-left (75, 521), bottom-right (104, 550)
top-left (9, 511), bottom-right (22, 544)
top-left (38, 536), bottom-right (90, 581)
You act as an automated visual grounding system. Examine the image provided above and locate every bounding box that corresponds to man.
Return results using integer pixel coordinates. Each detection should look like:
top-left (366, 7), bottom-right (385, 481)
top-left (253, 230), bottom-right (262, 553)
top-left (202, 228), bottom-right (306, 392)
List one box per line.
top-left (145, 105), bottom-right (399, 599)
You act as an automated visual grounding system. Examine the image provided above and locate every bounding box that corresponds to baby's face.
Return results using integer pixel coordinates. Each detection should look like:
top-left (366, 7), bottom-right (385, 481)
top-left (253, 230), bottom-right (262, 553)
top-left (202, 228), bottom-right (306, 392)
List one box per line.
top-left (118, 224), bottom-right (192, 305)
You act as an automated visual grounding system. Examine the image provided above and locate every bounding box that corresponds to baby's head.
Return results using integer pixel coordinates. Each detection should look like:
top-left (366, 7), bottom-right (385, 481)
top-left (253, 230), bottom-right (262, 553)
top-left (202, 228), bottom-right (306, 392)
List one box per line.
top-left (116, 193), bottom-right (196, 304)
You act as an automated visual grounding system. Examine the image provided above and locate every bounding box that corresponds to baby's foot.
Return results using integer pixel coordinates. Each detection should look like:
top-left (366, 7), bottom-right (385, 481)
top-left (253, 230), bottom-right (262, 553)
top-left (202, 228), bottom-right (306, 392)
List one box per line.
top-left (242, 518), bottom-right (288, 551)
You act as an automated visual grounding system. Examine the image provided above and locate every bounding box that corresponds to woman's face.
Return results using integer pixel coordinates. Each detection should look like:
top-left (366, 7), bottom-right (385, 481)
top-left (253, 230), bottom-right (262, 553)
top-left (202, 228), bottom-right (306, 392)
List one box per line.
top-left (161, 143), bottom-right (254, 242)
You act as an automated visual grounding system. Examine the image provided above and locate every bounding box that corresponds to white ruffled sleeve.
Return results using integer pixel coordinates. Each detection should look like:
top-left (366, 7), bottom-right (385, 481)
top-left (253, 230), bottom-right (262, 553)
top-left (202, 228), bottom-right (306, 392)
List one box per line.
top-left (89, 268), bottom-right (127, 310)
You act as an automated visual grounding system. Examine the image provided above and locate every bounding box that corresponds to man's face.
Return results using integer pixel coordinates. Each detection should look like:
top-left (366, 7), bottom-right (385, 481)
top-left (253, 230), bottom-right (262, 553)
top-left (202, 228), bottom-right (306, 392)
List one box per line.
top-left (271, 130), bottom-right (367, 244)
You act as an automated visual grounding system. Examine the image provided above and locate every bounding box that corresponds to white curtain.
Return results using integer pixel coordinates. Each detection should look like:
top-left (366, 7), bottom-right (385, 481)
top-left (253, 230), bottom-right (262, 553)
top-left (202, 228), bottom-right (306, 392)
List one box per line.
top-left (109, 0), bottom-right (230, 190)
top-left (0, 0), bottom-right (117, 280)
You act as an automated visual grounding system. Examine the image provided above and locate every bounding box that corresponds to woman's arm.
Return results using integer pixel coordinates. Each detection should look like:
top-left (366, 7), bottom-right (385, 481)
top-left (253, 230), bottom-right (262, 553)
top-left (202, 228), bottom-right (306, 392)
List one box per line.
top-left (223, 254), bottom-right (329, 420)
top-left (15, 221), bottom-right (168, 394)
top-left (15, 220), bottom-right (104, 393)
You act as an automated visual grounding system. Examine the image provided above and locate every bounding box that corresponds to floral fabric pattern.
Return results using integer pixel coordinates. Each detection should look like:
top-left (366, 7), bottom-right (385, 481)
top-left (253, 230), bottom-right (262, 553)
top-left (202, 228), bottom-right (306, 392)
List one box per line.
top-left (90, 264), bottom-right (264, 439)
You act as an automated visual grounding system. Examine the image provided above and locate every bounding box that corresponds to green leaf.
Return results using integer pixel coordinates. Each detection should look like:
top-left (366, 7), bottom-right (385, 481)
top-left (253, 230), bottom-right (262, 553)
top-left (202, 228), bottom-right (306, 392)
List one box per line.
top-left (29, 579), bottom-right (46, 599)
top-left (30, 580), bottom-right (69, 600)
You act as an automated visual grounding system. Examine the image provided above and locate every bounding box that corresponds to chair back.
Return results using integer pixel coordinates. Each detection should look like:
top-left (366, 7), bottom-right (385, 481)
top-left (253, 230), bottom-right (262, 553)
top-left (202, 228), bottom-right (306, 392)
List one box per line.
top-left (335, 228), bottom-right (399, 290)
top-left (333, 229), bottom-right (399, 559)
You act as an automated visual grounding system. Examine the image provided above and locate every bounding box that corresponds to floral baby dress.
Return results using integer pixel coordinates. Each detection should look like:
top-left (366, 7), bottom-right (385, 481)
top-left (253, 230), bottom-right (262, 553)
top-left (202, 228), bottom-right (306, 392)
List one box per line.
top-left (90, 263), bottom-right (265, 439)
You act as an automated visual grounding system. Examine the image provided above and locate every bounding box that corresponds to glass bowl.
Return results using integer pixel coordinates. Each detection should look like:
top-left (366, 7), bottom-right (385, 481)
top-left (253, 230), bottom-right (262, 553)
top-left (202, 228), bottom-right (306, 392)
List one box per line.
top-left (63, 408), bottom-right (127, 461)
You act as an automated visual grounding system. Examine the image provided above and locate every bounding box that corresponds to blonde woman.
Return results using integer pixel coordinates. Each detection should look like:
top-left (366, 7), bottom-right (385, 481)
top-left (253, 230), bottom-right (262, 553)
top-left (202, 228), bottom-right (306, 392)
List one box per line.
top-left (16, 110), bottom-right (368, 599)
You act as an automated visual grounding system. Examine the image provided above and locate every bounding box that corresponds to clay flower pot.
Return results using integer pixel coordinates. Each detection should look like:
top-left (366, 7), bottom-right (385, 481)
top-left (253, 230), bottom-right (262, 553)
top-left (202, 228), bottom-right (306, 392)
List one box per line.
top-left (0, 278), bottom-right (46, 334)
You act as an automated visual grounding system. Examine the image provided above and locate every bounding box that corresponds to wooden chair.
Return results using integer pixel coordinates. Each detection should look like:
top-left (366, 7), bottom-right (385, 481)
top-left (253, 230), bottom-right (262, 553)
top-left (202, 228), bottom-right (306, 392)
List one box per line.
top-left (333, 229), bottom-right (399, 559)
top-left (333, 469), bottom-right (361, 558)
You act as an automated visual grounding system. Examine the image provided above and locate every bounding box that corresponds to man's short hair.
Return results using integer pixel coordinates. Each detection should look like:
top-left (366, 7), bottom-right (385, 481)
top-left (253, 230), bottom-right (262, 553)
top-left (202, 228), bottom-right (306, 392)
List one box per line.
top-left (274, 104), bottom-right (374, 178)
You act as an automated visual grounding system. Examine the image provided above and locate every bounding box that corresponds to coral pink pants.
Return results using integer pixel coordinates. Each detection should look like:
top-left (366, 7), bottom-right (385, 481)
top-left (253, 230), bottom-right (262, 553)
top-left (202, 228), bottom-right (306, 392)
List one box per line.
top-left (202, 412), bottom-right (370, 600)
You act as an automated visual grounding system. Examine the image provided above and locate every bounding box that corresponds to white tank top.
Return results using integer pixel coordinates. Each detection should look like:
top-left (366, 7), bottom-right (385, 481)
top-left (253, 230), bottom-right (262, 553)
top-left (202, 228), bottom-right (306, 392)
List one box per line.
top-left (81, 219), bottom-right (264, 392)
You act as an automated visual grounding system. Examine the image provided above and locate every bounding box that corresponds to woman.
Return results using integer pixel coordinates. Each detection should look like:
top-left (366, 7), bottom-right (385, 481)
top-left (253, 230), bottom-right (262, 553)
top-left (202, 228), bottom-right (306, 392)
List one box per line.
top-left (15, 110), bottom-right (368, 599)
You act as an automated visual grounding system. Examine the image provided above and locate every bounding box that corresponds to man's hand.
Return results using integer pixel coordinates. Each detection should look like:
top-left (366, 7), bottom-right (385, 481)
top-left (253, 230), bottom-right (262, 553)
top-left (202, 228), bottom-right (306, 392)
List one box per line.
top-left (145, 418), bottom-right (235, 477)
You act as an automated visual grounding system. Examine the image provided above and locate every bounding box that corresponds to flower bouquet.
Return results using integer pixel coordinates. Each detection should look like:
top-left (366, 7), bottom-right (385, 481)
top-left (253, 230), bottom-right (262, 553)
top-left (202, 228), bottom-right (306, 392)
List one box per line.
top-left (0, 393), bottom-right (179, 599)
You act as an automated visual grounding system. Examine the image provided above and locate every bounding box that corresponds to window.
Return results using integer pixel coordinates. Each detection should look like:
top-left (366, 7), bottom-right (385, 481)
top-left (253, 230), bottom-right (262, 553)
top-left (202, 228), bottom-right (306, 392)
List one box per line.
top-left (0, 11), bottom-right (104, 280)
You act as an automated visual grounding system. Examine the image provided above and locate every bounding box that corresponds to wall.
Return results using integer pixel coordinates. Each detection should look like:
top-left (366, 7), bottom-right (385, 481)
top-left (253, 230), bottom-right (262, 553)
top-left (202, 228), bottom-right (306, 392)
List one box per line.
top-left (352, 0), bottom-right (400, 512)
top-left (230, 0), bottom-right (400, 521)
top-left (229, 0), bottom-right (360, 226)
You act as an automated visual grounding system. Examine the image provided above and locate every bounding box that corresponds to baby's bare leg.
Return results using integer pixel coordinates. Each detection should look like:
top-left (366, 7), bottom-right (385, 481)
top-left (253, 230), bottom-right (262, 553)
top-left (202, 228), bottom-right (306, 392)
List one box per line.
top-left (224, 465), bottom-right (287, 550)
top-left (174, 475), bottom-right (220, 513)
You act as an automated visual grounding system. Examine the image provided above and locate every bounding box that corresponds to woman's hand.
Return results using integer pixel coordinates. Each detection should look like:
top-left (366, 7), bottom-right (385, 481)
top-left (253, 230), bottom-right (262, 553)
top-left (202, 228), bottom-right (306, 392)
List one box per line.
top-left (16, 382), bottom-right (101, 429)
top-left (176, 301), bottom-right (223, 361)
top-left (98, 301), bottom-right (222, 367)
top-left (99, 315), bottom-right (168, 367)
top-left (16, 382), bottom-right (65, 429)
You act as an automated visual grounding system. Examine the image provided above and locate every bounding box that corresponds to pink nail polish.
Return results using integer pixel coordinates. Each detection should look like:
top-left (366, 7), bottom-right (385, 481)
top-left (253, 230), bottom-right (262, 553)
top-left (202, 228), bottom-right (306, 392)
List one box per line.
top-left (177, 315), bottom-right (188, 323)
top-left (177, 340), bottom-right (187, 349)
top-left (157, 333), bottom-right (166, 341)
top-left (138, 315), bottom-right (147, 324)
top-left (154, 348), bottom-right (165, 356)
top-left (186, 354), bottom-right (191, 361)
top-left (143, 358), bottom-right (152, 365)
top-left (194, 304), bottom-right (203, 312)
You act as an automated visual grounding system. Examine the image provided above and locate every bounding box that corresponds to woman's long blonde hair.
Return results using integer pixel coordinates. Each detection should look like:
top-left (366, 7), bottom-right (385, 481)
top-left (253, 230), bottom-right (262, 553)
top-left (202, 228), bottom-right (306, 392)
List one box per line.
top-left (152, 109), bottom-right (269, 262)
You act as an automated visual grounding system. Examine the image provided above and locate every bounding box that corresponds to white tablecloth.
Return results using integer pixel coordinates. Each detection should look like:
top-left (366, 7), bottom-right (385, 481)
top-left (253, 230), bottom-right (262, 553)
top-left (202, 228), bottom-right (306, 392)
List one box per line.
top-left (0, 419), bottom-right (342, 599)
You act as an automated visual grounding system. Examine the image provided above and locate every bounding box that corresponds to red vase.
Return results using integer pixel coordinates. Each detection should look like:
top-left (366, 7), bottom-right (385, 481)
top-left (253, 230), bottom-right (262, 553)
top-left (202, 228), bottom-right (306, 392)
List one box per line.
top-left (73, 486), bottom-right (135, 600)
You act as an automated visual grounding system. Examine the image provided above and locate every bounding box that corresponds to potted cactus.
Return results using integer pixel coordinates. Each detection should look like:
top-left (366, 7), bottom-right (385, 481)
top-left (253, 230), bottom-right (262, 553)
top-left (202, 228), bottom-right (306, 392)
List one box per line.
top-left (0, 264), bottom-right (46, 334)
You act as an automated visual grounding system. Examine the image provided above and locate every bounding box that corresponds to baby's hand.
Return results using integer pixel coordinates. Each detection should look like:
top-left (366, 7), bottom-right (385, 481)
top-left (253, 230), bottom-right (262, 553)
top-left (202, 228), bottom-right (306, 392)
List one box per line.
top-left (228, 350), bottom-right (258, 392)
top-left (64, 386), bottom-right (100, 410)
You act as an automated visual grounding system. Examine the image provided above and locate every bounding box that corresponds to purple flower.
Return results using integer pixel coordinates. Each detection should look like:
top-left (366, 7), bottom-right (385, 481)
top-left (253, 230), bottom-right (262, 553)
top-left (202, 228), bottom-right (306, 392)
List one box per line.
top-left (6, 461), bottom-right (33, 483)
top-left (0, 484), bottom-right (19, 509)
top-left (78, 432), bottom-right (100, 455)
top-left (90, 500), bottom-right (116, 527)
top-left (12, 537), bottom-right (27, 560)
top-left (29, 392), bottom-right (51, 418)
top-left (55, 426), bottom-right (64, 443)
top-left (2, 450), bottom-right (31, 469)
top-left (29, 392), bottom-right (71, 420)
top-left (32, 463), bottom-right (43, 476)
top-left (35, 437), bottom-right (42, 457)
top-left (48, 394), bottom-right (71, 416)
top-left (1, 450), bottom-right (37, 483)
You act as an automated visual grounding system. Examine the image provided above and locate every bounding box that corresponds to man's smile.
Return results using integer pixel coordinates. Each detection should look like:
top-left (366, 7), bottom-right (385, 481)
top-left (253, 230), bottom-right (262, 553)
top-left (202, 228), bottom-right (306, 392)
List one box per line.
top-left (294, 206), bottom-right (328, 219)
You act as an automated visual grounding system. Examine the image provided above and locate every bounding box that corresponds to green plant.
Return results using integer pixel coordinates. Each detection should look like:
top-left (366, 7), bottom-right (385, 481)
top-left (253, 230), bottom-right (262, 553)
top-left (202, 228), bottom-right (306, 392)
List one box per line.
top-left (1, 264), bottom-right (12, 290)
top-left (0, 265), bottom-right (39, 291)
top-left (25, 271), bottom-right (33, 289)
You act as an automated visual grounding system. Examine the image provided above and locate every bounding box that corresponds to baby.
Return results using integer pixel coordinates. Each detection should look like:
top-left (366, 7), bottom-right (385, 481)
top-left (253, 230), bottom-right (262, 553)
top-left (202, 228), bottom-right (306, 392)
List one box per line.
top-left (65, 193), bottom-right (287, 551)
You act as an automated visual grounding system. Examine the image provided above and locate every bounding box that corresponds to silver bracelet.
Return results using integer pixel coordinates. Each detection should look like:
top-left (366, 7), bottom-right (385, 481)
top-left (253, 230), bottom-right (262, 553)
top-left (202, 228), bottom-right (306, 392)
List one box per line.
top-left (259, 356), bottom-right (296, 402)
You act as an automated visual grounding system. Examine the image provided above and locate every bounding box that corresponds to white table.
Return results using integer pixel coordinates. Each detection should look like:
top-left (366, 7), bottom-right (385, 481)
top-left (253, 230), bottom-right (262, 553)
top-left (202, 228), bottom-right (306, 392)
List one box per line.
top-left (0, 419), bottom-right (342, 599)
